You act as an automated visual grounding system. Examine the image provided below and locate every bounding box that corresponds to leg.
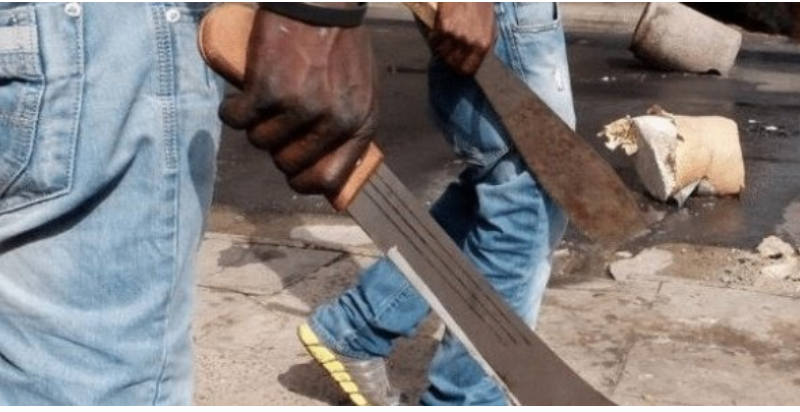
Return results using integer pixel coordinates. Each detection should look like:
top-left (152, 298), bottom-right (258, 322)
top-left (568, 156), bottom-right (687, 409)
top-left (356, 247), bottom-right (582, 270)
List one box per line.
top-left (309, 177), bottom-right (477, 360)
top-left (421, 2), bottom-right (574, 405)
top-left (307, 1), bottom-right (574, 405)
top-left (0, 3), bottom-right (224, 405)
top-left (303, 164), bottom-right (477, 406)
top-left (421, 155), bottom-right (567, 405)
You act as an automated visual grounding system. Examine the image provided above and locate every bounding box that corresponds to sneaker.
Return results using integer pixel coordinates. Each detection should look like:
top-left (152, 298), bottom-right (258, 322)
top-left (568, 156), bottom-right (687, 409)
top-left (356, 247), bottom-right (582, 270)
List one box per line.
top-left (297, 323), bottom-right (401, 406)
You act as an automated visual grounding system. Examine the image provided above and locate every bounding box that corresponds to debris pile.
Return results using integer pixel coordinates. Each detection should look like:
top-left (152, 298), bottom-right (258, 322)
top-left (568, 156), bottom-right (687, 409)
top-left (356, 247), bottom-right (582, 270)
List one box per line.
top-left (756, 236), bottom-right (800, 283)
top-left (605, 238), bottom-right (799, 295)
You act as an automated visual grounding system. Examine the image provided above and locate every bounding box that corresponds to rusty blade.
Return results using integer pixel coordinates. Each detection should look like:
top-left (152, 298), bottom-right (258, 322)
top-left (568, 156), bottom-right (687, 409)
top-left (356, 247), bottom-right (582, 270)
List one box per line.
top-left (405, 2), bottom-right (648, 245)
top-left (475, 57), bottom-right (647, 244)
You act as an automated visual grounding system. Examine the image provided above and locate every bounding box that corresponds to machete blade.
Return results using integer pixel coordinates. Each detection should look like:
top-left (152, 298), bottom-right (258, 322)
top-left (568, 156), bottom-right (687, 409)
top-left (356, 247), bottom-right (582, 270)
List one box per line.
top-left (405, 2), bottom-right (649, 246)
top-left (198, 3), bottom-right (616, 405)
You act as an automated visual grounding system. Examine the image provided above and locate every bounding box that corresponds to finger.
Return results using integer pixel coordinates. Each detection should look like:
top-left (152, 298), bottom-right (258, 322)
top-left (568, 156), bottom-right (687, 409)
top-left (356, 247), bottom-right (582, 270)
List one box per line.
top-left (247, 111), bottom-right (316, 152)
top-left (286, 135), bottom-right (372, 196)
top-left (429, 31), bottom-right (454, 57)
top-left (459, 47), bottom-right (484, 76)
top-left (270, 117), bottom-right (348, 176)
top-left (271, 131), bottom-right (327, 176)
top-left (441, 43), bottom-right (472, 76)
top-left (218, 92), bottom-right (261, 130)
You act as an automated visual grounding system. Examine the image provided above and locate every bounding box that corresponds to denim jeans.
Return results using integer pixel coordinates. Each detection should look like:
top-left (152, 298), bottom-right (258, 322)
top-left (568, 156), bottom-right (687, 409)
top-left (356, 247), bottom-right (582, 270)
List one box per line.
top-left (0, 3), bottom-right (224, 405)
top-left (310, 2), bottom-right (575, 405)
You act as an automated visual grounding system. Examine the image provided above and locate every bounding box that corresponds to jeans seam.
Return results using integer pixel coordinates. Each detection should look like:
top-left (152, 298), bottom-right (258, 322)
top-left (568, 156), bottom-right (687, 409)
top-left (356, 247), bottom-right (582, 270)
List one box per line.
top-left (154, 4), bottom-right (179, 172)
top-left (370, 279), bottom-right (416, 328)
top-left (504, 14), bottom-right (525, 77)
top-left (62, 4), bottom-right (82, 215)
top-left (310, 318), bottom-right (370, 360)
top-left (150, 3), bottom-right (178, 405)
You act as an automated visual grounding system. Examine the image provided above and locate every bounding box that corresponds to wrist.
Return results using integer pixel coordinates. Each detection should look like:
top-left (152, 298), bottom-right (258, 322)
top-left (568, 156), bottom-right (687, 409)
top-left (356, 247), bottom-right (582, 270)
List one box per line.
top-left (259, 2), bottom-right (368, 27)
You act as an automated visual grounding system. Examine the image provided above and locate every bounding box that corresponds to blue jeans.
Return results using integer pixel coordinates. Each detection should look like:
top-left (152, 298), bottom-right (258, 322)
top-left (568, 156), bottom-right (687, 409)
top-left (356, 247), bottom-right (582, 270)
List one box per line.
top-left (0, 3), bottom-right (224, 405)
top-left (310, 2), bottom-right (575, 406)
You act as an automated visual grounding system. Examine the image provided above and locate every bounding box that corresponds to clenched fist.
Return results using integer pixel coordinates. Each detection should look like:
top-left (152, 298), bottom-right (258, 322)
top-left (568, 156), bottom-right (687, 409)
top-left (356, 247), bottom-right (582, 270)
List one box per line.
top-left (428, 2), bottom-right (496, 76)
top-left (219, 5), bottom-right (378, 196)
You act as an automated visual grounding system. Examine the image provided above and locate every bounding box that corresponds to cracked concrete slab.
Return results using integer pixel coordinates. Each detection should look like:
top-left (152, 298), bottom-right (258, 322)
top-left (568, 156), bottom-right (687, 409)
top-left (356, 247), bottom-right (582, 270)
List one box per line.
top-left (195, 237), bottom-right (441, 406)
top-left (194, 287), bottom-right (336, 406)
top-left (535, 276), bottom-right (800, 406)
top-left (652, 281), bottom-right (800, 343)
top-left (198, 236), bottom-right (341, 297)
top-left (614, 339), bottom-right (800, 405)
top-left (537, 281), bottom-right (663, 398)
top-left (194, 246), bottom-right (368, 406)
top-left (195, 229), bottom-right (800, 406)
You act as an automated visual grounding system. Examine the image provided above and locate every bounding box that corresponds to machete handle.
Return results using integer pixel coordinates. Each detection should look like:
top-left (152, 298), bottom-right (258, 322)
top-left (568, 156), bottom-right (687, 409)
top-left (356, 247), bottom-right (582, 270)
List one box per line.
top-left (197, 3), bottom-right (383, 212)
top-left (402, 2), bottom-right (436, 29)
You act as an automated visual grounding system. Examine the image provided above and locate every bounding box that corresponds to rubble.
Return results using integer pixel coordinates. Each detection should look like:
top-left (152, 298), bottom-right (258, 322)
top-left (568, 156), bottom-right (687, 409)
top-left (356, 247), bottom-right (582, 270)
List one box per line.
top-left (615, 251), bottom-right (634, 259)
top-left (760, 260), bottom-right (800, 281)
top-left (754, 236), bottom-right (799, 283)
top-left (756, 236), bottom-right (796, 259)
top-left (609, 248), bottom-right (673, 282)
top-left (598, 106), bottom-right (745, 205)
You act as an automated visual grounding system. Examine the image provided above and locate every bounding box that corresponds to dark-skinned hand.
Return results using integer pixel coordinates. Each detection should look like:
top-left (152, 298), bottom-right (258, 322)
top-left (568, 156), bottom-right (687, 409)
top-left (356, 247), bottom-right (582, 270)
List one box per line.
top-left (428, 2), bottom-right (497, 76)
top-left (219, 5), bottom-right (378, 196)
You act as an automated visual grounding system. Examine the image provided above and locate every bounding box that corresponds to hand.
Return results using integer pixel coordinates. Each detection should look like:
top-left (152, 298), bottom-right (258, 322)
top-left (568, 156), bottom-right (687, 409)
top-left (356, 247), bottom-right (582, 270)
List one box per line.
top-left (428, 2), bottom-right (497, 76)
top-left (219, 7), bottom-right (378, 196)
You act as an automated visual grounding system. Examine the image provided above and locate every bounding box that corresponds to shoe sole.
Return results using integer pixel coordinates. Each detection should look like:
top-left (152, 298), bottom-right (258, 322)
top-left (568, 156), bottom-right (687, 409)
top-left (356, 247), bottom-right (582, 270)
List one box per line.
top-left (297, 323), bottom-right (370, 406)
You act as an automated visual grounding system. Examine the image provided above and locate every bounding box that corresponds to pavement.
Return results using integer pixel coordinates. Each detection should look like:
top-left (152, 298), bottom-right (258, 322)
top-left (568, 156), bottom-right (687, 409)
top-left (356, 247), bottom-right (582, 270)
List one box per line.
top-left (193, 3), bottom-right (800, 406)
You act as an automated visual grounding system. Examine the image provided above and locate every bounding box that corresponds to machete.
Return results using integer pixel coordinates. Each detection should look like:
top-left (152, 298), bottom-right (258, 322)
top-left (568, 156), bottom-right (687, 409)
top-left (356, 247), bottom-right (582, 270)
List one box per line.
top-left (404, 2), bottom-right (648, 246)
top-left (198, 3), bottom-right (613, 406)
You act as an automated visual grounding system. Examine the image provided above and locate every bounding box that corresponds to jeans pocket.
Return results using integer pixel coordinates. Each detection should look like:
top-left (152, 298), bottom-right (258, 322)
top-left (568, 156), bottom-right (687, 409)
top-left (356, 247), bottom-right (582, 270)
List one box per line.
top-left (0, 5), bottom-right (76, 214)
top-left (497, 2), bottom-right (576, 128)
top-left (511, 2), bottom-right (560, 33)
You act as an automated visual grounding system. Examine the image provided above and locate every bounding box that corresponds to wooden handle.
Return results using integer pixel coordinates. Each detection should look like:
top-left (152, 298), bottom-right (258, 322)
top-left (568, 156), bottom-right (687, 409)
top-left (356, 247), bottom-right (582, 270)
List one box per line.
top-left (402, 2), bottom-right (437, 29)
top-left (197, 3), bottom-right (254, 88)
top-left (198, 3), bottom-right (384, 211)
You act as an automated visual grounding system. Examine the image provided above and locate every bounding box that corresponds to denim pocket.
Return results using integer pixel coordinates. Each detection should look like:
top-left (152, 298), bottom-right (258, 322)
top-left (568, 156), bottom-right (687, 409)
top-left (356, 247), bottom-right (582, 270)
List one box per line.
top-left (511, 2), bottom-right (560, 33)
top-left (0, 4), bottom-right (78, 214)
top-left (496, 2), bottom-right (576, 128)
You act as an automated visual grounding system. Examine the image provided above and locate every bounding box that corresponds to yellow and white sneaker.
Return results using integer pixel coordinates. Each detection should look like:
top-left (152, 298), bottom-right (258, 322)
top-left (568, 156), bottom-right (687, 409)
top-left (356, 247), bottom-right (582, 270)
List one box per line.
top-left (297, 323), bottom-right (401, 406)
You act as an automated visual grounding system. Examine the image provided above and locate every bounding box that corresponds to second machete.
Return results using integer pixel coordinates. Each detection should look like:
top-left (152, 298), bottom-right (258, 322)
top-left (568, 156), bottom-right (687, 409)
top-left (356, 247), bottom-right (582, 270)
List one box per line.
top-left (405, 2), bottom-right (648, 246)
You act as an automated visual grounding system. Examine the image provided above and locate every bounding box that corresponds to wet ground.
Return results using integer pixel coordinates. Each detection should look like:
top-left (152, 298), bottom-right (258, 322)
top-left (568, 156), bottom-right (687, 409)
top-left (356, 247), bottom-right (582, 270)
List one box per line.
top-left (569, 30), bottom-right (800, 250)
top-left (209, 5), bottom-right (800, 257)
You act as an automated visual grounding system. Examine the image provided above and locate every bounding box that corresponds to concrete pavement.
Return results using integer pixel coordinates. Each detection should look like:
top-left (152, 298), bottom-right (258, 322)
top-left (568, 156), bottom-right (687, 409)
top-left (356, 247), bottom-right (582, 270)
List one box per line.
top-left (193, 227), bottom-right (800, 405)
top-left (193, 3), bottom-right (800, 406)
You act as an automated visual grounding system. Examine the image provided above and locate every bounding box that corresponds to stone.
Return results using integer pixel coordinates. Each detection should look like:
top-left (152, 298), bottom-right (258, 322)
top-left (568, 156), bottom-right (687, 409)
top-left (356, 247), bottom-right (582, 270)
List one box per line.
top-left (609, 248), bottom-right (674, 282)
top-left (756, 235), bottom-right (796, 259)
top-left (760, 258), bottom-right (800, 281)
